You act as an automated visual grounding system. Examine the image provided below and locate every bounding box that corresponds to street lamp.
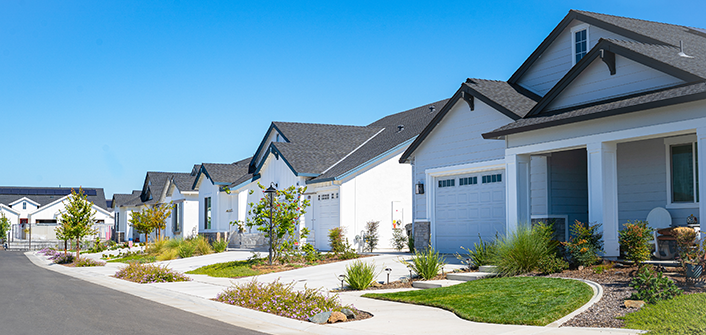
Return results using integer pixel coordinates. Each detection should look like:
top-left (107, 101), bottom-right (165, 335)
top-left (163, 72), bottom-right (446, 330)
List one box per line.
top-left (264, 185), bottom-right (277, 266)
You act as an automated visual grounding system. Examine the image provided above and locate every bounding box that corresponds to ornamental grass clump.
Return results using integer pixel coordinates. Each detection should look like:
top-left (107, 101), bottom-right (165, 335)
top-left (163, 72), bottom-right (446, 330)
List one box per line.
top-left (492, 222), bottom-right (555, 276)
top-left (114, 262), bottom-right (191, 284)
top-left (212, 239), bottom-right (228, 253)
top-left (215, 279), bottom-right (352, 321)
top-left (74, 257), bottom-right (106, 267)
top-left (407, 247), bottom-right (446, 280)
top-left (456, 234), bottom-right (497, 269)
top-left (344, 260), bottom-right (378, 290)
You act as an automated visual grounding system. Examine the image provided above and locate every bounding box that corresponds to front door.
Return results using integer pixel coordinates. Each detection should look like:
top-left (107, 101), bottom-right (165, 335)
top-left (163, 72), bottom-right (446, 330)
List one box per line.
top-left (20, 219), bottom-right (28, 239)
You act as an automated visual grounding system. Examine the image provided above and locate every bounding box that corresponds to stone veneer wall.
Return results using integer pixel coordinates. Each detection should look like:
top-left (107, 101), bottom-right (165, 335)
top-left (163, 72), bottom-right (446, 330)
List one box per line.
top-left (413, 221), bottom-right (430, 251)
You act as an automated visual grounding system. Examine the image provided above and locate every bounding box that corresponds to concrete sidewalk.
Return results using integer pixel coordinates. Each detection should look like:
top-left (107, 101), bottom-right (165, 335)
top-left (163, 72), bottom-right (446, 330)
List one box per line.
top-left (27, 251), bottom-right (644, 335)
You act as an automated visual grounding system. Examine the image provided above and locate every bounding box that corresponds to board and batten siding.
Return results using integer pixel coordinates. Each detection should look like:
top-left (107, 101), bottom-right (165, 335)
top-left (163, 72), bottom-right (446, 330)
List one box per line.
top-left (617, 138), bottom-right (696, 227)
top-left (411, 99), bottom-right (514, 221)
top-left (517, 20), bottom-right (636, 96)
top-left (547, 54), bottom-right (685, 111)
top-left (548, 149), bottom-right (588, 229)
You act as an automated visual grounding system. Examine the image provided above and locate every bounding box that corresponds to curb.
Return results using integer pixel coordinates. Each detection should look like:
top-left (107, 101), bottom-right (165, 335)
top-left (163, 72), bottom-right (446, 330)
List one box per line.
top-left (546, 278), bottom-right (604, 327)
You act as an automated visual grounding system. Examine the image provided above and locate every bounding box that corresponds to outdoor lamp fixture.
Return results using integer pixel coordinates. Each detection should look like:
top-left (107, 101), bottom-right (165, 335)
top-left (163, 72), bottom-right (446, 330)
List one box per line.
top-left (384, 267), bottom-right (392, 284)
top-left (264, 185), bottom-right (277, 266)
top-left (339, 274), bottom-right (347, 290)
top-left (409, 269), bottom-right (413, 280)
top-left (466, 258), bottom-right (472, 271)
top-left (415, 182), bottom-right (424, 195)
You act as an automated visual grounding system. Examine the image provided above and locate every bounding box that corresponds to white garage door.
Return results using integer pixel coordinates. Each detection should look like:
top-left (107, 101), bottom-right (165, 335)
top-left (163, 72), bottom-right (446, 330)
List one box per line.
top-left (315, 192), bottom-right (340, 250)
top-left (435, 170), bottom-right (506, 254)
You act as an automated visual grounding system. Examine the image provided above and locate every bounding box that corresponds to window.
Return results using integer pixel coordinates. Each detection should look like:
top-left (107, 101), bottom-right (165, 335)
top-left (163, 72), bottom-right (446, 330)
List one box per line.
top-left (35, 219), bottom-right (57, 226)
top-left (321, 194), bottom-right (330, 200)
top-left (23, 202), bottom-right (26, 210)
top-left (173, 203), bottom-right (181, 233)
top-left (459, 177), bottom-right (478, 186)
top-left (115, 212), bottom-right (120, 230)
top-left (204, 197), bottom-right (212, 229)
top-left (482, 174), bottom-right (502, 184)
top-left (438, 179), bottom-right (455, 188)
top-left (571, 24), bottom-right (589, 65)
top-left (670, 142), bottom-right (699, 203)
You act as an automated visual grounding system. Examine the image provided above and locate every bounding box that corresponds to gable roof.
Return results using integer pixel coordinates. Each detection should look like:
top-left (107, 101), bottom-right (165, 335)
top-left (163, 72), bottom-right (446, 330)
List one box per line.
top-left (311, 99), bottom-right (448, 182)
top-left (0, 187), bottom-right (109, 210)
top-left (399, 80), bottom-right (538, 163)
top-left (169, 173), bottom-right (197, 193)
top-left (112, 191), bottom-right (141, 208)
top-left (200, 157), bottom-right (252, 186)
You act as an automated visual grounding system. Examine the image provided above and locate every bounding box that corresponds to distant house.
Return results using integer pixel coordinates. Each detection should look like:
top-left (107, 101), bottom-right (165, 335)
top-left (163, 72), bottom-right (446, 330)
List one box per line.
top-left (0, 187), bottom-right (113, 242)
top-left (192, 158), bottom-right (253, 241)
top-left (248, 101), bottom-right (444, 250)
top-left (402, 10), bottom-right (706, 257)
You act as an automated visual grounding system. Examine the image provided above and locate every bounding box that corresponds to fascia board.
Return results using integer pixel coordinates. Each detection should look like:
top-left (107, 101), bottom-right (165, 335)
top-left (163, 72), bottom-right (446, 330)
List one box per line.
top-left (9, 197), bottom-right (41, 207)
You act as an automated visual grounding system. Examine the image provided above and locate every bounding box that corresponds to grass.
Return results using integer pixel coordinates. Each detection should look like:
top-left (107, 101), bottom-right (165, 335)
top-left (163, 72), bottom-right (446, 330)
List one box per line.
top-left (363, 277), bottom-right (592, 326)
top-left (186, 260), bottom-right (261, 278)
top-left (621, 293), bottom-right (706, 334)
top-left (107, 253), bottom-right (156, 263)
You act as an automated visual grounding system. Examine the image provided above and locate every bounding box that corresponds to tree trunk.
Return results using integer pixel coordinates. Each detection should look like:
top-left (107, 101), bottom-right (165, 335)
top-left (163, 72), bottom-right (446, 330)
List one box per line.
top-left (75, 237), bottom-right (80, 260)
top-left (64, 240), bottom-right (67, 255)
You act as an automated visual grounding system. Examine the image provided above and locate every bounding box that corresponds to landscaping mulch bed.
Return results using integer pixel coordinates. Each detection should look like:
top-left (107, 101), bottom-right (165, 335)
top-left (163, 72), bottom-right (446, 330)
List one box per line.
top-left (246, 254), bottom-right (374, 277)
top-left (539, 264), bottom-right (706, 328)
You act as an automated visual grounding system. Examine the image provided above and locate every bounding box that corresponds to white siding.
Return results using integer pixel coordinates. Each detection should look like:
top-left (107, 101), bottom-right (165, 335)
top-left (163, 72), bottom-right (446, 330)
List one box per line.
top-left (517, 20), bottom-right (636, 96)
top-left (254, 129), bottom-right (284, 168)
top-left (547, 54), bottom-right (685, 111)
top-left (411, 99), bottom-right (514, 221)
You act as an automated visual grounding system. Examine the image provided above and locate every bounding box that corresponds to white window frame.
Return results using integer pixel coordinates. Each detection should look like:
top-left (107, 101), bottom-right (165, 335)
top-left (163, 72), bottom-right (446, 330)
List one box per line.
top-left (665, 134), bottom-right (699, 209)
top-left (571, 23), bottom-right (590, 66)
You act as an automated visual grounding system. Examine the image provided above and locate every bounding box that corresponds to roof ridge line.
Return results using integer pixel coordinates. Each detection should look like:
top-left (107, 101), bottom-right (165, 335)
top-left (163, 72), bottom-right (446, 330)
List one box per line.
top-left (319, 127), bottom-right (386, 175)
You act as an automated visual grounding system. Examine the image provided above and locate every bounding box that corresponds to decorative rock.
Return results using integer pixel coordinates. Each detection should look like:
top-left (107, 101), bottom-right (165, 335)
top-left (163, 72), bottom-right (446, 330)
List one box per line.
top-left (370, 281), bottom-right (383, 287)
top-left (309, 311), bottom-right (332, 324)
top-left (341, 308), bottom-right (356, 319)
top-left (624, 300), bottom-right (645, 309)
top-left (328, 311), bottom-right (347, 323)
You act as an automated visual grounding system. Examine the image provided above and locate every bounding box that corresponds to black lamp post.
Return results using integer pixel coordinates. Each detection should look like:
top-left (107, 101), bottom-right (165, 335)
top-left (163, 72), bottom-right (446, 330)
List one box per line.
top-left (264, 185), bottom-right (277, 266)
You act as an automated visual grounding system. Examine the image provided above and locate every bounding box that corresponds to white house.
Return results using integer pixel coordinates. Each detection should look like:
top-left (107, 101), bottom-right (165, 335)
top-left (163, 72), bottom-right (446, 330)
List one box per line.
top-left (402, 10), bottom-right (706, 257)
top-left (0, 187), bottom-right (114, 242)
top-left (248, 101), bottom-right (445, 251)
top-left (161, 170), bottom-right (200, 239)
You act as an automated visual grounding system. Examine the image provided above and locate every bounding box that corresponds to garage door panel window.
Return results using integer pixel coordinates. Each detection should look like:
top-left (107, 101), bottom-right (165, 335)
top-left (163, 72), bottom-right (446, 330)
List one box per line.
top-left (459, 177), bottom-right (478, 186)
top-left (482, 174), bottom-right (502, 184)
top-left (438, 179), bottom-right (455, 188)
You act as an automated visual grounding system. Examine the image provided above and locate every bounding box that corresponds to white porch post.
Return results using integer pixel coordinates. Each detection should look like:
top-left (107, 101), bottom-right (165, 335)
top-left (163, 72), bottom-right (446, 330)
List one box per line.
top-left (587, 142), bottom-right (619, 257)
top-left (697, 127), bottom-right (706, 228)
top-left (506, 154), bottom-right (531, 233)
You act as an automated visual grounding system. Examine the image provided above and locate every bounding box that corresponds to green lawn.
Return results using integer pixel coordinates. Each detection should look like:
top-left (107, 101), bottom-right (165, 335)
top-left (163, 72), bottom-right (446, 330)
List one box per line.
top-left (186, 260), bottom-right (261, 278)
top-left (621, 293), bottom-right (706, 334)
top-left (363, 277), bottom-right (593, 326)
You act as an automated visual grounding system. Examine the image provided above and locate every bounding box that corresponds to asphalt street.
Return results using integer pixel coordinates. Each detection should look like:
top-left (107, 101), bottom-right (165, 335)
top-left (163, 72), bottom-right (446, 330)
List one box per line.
top-left (0, 251), bottom-right (267, 335)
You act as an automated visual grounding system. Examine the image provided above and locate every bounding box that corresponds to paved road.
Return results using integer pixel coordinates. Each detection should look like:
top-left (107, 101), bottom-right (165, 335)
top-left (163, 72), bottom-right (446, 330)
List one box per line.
top-left (0, 251), bottom-right (267, 335)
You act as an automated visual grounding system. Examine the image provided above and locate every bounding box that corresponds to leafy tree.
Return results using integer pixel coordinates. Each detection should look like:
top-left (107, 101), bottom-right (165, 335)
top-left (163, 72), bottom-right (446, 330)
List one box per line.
top-left (54, 220), bottom-right (72, 255)
top-left (129, 203), bottom-right (173, 245)
top-left (0, 212), bottom-right (10, 244)
top-left (59, 188), bottom-right (97, 259)
top-left (240, 183), bottom-right (310, 264)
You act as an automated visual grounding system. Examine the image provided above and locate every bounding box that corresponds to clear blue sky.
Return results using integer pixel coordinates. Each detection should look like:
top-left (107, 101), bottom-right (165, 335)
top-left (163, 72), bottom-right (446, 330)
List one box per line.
top-left (2, 0), bottom-right (705, 198)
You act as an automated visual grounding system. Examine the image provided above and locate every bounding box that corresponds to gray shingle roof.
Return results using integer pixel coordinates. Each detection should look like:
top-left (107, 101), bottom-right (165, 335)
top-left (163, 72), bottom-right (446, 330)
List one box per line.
top-left (170, 173), bottom-right (196, 192)
top-left (112, 191), bottom-right (141, 208)
top-left (202, 157), bottom-right (252, 185)
top-left (311, 99), bottom-right (448, 182)
top-left (464, 79), bottom-right (539, 118)
top-left (0, 187), bottom-right (109, 210)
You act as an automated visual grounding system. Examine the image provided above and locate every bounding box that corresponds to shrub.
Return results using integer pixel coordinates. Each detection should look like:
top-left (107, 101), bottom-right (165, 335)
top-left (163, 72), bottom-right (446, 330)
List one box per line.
top-left (115, 262), bottom-right (191, 284)
top-left (328, 227), bottom-right (346, 254)
top-left (673, 227), bottom-right (701, 265)
top-left (156, 248), bottom-right (178, 261)
top-left (391, 228), bottom-right (408, 251)
top-left (407, 247), bottom-right (445, 280)
top-left (339, 248), bottom-right (360, 260)
top-left (212, 239), bottom-right (228, 253)
top-left (456, 234), bottom-right (497, 269)
top-left (149, 238), bottom-right (168, 255)
top-left (344, 260), bottom-right (378, 290)
top-left (192, 236), bottom-right (213, 256)
top-left (301, 243), bottom-right (324, 262)
top-left (215, 279), bottom-right (352, 321)
top-left (629, 265), bottom-right (682, 304)
top-left (177, 242), bottom-right (196, 258)
top-left (407, 236), bottom-right (415, 253)
top-left (364, 221), bottom-right (380, 252)
top-left (75, 257), bottom-right (106, 267)
top-left (562, 220), bottom-right (603, 268)
top-left (165, 238), bottom-right (182, 250)
top-left (52, 253), bottom-right (75, 264)
top-left (492, 223), bottom-right (556, 276)
top-left (619, 220), bottom-right (653, 265)
top-left (537, 255), bottom-right (569, 274)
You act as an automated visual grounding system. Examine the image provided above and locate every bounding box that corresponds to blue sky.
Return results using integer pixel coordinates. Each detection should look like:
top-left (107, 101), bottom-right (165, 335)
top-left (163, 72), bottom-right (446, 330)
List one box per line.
top-left (2, 0), bottom-right (705, 198)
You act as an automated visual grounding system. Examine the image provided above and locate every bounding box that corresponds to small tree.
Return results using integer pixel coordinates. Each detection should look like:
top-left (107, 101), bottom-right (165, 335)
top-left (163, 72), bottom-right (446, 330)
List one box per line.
top-left (241, 183), bottom-right (310, 264)
top-left (129, 203), bottom-right (173, 245)
top-left (0, 212), bottom-right (10, 244)
top-left (364, 221), bottom-right (380, 252)
top-left (59, 188), bottom-right (97, 259)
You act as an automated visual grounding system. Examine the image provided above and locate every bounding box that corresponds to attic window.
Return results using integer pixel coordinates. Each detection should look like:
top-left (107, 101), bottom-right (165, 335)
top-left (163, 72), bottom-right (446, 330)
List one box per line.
top-left (571, 24), bottom-right (589, 65)
top-left (276, 133), bottom-right (280, 142)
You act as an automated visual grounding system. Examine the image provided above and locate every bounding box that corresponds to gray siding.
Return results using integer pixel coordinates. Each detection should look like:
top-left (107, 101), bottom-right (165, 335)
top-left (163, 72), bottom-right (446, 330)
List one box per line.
top-left (617, 138), bottom-right (696, 228)
top-left (517, 20), bottom-right (636, 96)
top-left (411, 99), bottom-right (513, 220)
top-left (549, 149), bottom-right (588, 228)
top-left (547, 54), bottom-right (684, 111)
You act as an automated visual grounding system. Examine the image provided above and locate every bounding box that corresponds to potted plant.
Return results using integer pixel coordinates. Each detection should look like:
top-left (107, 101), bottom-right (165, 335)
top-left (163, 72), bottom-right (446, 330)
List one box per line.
top-left (674, 227), bottom-right (704, 278)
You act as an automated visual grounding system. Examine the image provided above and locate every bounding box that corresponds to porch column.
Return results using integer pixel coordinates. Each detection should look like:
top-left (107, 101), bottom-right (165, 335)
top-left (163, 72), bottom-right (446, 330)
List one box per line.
top-left (697, 127), bottom-right (706, 230)
top-left (587, 142), bottom-right (619, 257)
top-left (506, 154), bottom-right (531, 233)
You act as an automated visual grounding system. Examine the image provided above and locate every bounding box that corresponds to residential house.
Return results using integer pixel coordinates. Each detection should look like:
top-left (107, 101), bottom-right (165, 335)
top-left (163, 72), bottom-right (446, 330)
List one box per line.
top-left (402, 10), bottom-right (706, 257)
top-left (0, 187), bottom-right (113, 242)
top-left (248, 101), bottom-right (445, 250)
